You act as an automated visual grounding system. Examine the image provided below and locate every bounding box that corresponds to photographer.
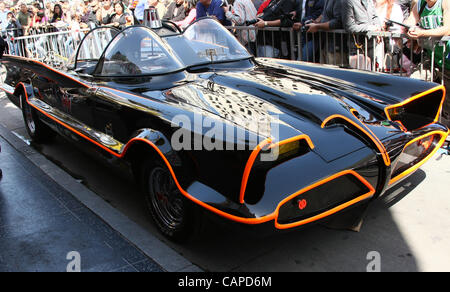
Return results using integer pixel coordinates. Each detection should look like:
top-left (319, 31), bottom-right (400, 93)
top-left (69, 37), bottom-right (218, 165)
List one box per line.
top-left (5, 12), bottom-right (22, 56)
top-left (253, 0), bottom-right (298, 58)
top-left (223, 0), bottom-right (257, 48)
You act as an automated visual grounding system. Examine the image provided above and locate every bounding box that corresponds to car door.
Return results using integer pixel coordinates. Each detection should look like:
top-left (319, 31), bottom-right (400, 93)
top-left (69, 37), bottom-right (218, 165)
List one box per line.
top-left (31, 68), bottom-right (95, 128)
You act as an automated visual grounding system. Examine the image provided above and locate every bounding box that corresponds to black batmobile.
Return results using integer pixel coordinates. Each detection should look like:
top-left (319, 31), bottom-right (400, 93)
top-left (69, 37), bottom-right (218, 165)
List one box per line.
top-left (1, 18), bottom-right (448, 241)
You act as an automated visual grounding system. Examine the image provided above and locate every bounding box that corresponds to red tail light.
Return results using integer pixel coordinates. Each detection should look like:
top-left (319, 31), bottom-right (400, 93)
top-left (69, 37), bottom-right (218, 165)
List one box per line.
top-left (390, 131), bottom-right (448, 184)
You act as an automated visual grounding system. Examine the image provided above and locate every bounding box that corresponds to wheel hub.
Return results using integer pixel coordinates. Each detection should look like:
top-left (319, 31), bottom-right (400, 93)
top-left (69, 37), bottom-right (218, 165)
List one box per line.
top-left (149, 167), bottom-right (184, 230)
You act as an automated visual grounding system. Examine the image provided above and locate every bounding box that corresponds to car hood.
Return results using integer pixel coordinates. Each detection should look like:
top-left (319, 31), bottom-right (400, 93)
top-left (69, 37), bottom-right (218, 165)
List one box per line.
top-left (161, 63), bottom-right (404, 162)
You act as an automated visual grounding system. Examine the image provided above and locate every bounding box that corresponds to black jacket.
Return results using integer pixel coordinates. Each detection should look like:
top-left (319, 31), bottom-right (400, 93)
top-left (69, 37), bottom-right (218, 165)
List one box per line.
top-left (261, 0), bottom-right (297, 27)
top-left (296, 0), bottom-right (324, 24)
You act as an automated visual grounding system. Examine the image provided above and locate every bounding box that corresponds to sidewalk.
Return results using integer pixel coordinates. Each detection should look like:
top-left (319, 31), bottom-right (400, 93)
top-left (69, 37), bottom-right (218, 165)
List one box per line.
top-left (0, 134), bottom-right (163, 272)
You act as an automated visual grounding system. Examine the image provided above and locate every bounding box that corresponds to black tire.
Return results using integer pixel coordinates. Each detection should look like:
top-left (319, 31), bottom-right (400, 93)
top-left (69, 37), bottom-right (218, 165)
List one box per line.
top-left (20, 93), bottom-right (54, 143)
top-left (141, 158), bottom-right (198, 242)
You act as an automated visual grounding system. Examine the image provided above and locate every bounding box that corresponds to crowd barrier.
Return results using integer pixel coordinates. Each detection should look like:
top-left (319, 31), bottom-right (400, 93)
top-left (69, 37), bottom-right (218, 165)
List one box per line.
top-left (225, 26), bottom-right (450, 85)
top-left (2, 26), bottom-right (90, 66)
top-left (3, 25), bottom-right (450, 85)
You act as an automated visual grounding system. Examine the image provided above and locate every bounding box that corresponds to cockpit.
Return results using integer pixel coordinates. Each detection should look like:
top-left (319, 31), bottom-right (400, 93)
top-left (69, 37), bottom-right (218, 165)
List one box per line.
top-left (69, 18), bottom-right (252, 78)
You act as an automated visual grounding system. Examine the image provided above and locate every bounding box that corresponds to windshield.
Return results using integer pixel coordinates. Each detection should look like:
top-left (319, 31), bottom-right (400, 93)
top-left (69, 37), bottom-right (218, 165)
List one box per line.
top-left (99, 27), bottom-right (184, 76)
top-left (165, 18), bottom-right (251, 67)
top-left (70, 27), bottom-right (119, 65)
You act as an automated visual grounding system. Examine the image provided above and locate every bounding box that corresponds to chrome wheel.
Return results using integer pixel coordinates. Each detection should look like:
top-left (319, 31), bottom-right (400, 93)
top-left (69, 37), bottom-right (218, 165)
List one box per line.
top-left (148, 166), bottom-right (184, 230)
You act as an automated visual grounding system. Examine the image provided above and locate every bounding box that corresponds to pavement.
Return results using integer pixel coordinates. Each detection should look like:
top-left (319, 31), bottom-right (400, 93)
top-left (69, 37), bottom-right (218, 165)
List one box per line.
top-left (0, 90), bottom-right (450, 272)
top-left (0, 133), bottom-right (164, 272)
top-left (0, 92), bottom-right (201, 272)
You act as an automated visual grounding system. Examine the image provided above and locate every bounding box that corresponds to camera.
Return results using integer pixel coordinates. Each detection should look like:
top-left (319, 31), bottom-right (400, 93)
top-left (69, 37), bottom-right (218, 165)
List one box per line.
top-left (301, 19), bottom-right (313, 32)
top-left (246, 19), bottom-right (258, 26)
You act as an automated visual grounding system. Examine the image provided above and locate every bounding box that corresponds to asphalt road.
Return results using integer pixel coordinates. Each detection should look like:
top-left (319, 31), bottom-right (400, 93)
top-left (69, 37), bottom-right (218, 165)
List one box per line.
top-left (1, 91), bottom-right (449, 272)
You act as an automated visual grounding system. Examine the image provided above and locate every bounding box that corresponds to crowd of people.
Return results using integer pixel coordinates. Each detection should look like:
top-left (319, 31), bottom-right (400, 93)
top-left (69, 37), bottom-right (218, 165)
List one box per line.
top-left (0, 0), bottom-right (449, 71)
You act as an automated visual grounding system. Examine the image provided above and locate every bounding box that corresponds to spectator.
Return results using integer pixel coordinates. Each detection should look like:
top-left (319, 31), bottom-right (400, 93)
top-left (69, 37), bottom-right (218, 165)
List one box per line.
top-left (81, 0), bottom-right (100, 27)
top-left (223, 0), bottom-right (257, 47)
top-left (253, 0), bottom-right (297, 57)
top-left (0, 2), bottom-right (10, 33)
top-left (377, 0), bottom-right (404, 30)
top-left (405, 0), bottom-right (450, 70)
top-left (343, 0), bottom-right (382, 33)
top-left (44, 1), bottom-right (53, 21)
top-left (304, 0), bottom-right (342, 32)
top-left (5, 12), bottom-right (22, 55)
top-left (343, 0), bottom-right (382, 69)
top-left (254, 0), bottom-right (297, 28)
top-left (196, 0), bottom-right (231, 25)
top-left (61, 0), bottom-right (72, 21)
top-left (292, 0), bottom-right (324, 62)
top-left (292, 0), bottom-right (324, 30)
top-left (97, 0), bottom-right (115, 25)
top-left (302, 0), bottom-right (343, 63)
top-left (50, 4), bottom-right (65, 23)
top-left (174, 0), bottom-right (197, 28)
top-left (103, 1), bottom-right (133, 29)
top-left (29, 9), bottom-right (50, 59)
top-left (375, 0), bottom-right (404, 72)
top-left (33, 10), bottom-right (49, 29)
top-left (17, 3), bottom-right (32, 34)
top-left (164, 0), bottom-right (187, 21)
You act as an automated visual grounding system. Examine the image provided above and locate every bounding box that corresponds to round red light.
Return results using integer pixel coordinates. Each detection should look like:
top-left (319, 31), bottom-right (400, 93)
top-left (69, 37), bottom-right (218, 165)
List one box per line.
top-left (298, 199), bottom-right (307, 210)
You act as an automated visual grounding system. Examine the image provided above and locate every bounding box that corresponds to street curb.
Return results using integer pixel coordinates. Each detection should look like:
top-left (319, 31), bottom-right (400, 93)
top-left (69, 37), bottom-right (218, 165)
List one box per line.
top-left (0, 123), bottom-right (202, 272)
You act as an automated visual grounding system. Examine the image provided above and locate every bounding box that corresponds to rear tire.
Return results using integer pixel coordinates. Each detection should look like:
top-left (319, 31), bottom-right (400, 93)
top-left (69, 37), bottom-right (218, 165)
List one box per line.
top-left (21, 93), bottom-right (54, 143)
top-left (141, 157), bottom-right (198, 242)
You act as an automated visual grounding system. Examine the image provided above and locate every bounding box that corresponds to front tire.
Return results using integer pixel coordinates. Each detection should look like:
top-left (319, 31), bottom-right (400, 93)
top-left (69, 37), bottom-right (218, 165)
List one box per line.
top-left (21, 93), bottom-right (54, 143)
top-left (141, 158), bottom-right (198, 242)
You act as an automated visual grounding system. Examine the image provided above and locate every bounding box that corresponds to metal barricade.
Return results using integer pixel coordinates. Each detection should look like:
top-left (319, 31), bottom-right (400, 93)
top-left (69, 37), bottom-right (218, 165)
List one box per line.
top-left (3, 27), bottom-right (89, 67)
top-left (4, 25), bottom-right (449, 85)
top-left (225, 26), bottom-right (450, 85)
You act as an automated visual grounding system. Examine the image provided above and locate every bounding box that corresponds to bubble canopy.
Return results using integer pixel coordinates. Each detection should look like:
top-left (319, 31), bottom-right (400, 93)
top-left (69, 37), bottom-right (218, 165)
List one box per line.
top-left (73, 18), bottom-right (253, 77)
top-left (164, 18), bottom-right (252, 67)
top-left (95, 26), bottom-right (184, 76)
